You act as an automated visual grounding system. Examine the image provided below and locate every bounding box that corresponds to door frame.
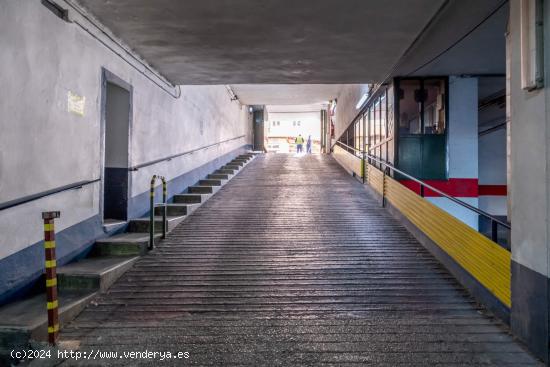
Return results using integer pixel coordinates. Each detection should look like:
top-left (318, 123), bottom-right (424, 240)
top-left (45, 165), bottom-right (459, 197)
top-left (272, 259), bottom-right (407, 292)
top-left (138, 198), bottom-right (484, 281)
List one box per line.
top-left (99, 68), bottom-right (133, 222)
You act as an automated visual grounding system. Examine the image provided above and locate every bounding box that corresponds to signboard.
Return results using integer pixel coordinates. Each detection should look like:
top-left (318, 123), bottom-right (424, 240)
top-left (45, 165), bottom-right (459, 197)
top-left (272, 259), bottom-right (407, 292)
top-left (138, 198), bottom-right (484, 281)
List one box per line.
top-left (67, 91), bottom-right (85, 116)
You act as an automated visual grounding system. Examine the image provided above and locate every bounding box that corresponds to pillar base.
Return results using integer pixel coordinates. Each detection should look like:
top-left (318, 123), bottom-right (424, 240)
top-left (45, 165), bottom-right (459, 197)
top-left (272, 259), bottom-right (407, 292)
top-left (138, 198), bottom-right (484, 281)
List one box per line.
top-left (511, 260), bottom-right (549, 363)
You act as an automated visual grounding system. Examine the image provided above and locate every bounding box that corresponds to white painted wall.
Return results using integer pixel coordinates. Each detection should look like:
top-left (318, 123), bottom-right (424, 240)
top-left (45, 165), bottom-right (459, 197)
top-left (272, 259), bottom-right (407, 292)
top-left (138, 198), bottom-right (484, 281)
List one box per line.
top-left (440, 76), bottom-right (479, 229)
top-left (508, 0), bottom-right (550, 277)
top-left (479, 128), bottom-right (507, 216)
top-left (427, 197), bottom-right (480, 229)
top-left (448, 76), bottom-right (479, 179)
top-left (0, 1), bottom-right (251, 261)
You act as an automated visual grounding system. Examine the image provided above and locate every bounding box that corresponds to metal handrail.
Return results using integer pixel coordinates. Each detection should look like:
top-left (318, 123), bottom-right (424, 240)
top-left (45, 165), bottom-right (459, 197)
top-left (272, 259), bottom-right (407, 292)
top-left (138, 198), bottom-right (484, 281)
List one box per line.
top-left (129, 135), bottom-right (246, 171)
top-left (336, 141), bottom-right (511, 229)
top-left (335, 140), bottom-right (362, 154)
top-left (0, 178), bottom-right (101, 211)
top-left (334, 142), bottom-right (510, 242)
top-left (363, 152), bottom-right (510, 230)
top-left (149, 175), bottom-right (167, 250)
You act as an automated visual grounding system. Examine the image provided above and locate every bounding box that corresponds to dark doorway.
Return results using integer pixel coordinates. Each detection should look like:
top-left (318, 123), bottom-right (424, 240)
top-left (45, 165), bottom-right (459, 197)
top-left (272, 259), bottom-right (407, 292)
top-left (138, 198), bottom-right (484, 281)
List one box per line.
top-left (103, 81), bottom-right (130, 221)
top-left (253, 109), bottom-right (264, 151)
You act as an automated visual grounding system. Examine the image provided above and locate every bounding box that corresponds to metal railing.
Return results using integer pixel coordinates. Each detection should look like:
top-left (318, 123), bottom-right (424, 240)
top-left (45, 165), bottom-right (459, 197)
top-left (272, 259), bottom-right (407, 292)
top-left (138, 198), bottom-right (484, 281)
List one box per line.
top-left (129, 135), bottom-right (246, 171)
top-left (334, 140), bottom-right (510, 243)
top-left (149, 175), bottom-right (167, 250)
top-left (335, 140), bottom-right (362, 155)
top-left (0, 178), bottom-right (101, 211)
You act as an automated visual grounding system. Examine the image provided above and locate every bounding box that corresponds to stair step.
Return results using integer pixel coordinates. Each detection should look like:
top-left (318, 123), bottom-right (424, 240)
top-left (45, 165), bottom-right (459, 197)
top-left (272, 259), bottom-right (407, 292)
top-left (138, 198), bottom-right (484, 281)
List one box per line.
top-left (154, 203), bottom-right (198, 216)
top-left (223, 164), bottom-right (241, 170)
top-left (215, 169), bottom-right (236, 175)
top-left (127, 215), bottom-right (186, 233)
top-left (199, 179), bottom-right (222, 186)
top-left (57, 256), bottom-right (138, 292)
top-left (188, 185), bottom-right (214, 194)
top-left (229, 160), bottom-right (245, 166)
top-left (208, 173), bottom-right (229, 180)
top-left (93, 233), bottom-right (161, 256)
top-left (0, 291), bottom-right (96, 350)
top-left (173, 193), bottom-right (208, 204)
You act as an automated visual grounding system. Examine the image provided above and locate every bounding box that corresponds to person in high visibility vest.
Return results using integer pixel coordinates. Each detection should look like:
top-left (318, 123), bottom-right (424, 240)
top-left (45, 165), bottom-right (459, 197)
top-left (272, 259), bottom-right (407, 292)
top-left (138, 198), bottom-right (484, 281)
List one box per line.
top-left (295, 134), bottom-right (305, 153)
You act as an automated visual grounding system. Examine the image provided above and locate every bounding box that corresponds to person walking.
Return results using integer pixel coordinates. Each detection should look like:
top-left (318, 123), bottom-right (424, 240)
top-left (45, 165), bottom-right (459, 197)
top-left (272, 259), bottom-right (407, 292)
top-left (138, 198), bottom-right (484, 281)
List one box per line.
top-left (306, 135), bottom-right (312, 154)
top-left (295, 134), bottom-right (305, 153)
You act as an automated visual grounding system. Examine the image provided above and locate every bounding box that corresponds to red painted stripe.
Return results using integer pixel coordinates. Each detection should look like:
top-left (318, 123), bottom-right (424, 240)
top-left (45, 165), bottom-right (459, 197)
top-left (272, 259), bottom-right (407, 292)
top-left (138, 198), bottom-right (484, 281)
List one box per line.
top-left (479, 185), bottom-right (507, 196)
top-left (399, 178), bottom-right (479, 197)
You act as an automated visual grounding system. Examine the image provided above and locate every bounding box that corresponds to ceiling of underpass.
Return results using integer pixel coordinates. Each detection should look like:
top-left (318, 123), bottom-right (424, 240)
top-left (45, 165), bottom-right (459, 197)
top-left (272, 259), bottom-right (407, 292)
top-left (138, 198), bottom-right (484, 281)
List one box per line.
top-left (231, 84), bottom-right (346, 106)
top-left (74, 0), bottom-right (508, 107)
top-left (75, 0), bottom-right (448, 84)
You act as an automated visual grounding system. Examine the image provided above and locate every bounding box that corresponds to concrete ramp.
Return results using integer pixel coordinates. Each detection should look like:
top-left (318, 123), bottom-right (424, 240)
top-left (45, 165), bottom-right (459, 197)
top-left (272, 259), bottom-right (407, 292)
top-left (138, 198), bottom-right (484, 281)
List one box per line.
top-left (59, 154), bottom-right (540, 366)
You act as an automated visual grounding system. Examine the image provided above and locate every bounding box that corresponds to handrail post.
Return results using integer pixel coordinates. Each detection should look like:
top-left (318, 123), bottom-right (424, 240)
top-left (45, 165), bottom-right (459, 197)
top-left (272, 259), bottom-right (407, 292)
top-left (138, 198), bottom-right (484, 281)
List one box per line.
top-left (42, 211), bottom-right (61, 346)
top-left (362, 151), bottom-right (366, 184)
top-left (491, 220), bottom-right (498, 243)
top-left (161, 176), bottom-right (167, 239)
top-left (382, 166), bottom-right (387, 207)
top-left (149, 175), bottom-right (156, 250)
top-left (420, 184), bottom-right (425, 198)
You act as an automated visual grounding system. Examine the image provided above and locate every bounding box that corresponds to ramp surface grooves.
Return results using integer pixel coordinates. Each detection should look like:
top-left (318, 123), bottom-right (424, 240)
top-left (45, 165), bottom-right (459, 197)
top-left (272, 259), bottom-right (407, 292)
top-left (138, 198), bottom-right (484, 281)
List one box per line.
top-left (61, 154), bottom-right (539, 366)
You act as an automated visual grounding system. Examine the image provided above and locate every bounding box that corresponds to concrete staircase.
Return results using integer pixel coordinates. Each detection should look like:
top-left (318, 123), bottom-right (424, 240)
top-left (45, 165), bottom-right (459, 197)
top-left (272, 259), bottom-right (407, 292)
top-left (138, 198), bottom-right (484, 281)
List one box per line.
top-left (0, 152), bottom-right (256, 358)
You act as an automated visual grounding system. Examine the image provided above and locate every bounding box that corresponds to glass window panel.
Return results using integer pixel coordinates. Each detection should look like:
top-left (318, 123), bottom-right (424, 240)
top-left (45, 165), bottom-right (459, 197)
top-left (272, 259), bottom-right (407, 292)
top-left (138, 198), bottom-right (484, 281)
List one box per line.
top-left (359, 117), bottom-right (364, 152)
top-left (423, 79), bottom-right (446, 134)
top-left (387, 86), bottom-right (394, 139)
top-left (398, 80), bottom-right (422, 135)
top-left (370, 105), bottom-right (375, 145)
top-left (374, 99), bottom-right (380, 144)
top-left (380, 95), bottom-right (388, 140)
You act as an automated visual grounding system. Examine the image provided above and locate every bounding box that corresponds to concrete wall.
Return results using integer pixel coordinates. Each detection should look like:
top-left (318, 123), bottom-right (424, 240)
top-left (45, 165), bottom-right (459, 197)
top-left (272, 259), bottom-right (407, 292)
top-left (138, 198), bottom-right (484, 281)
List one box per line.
top-left (333, 84), bottom-right (370, 140)
top-left (0, 0), bottom-right (251, 301)
top-left (508, 0), bottom-right (550, 361)
top-left (478, 128), bottom-right (507, 215)
top-left (439, 76), bottom-right (479, 229)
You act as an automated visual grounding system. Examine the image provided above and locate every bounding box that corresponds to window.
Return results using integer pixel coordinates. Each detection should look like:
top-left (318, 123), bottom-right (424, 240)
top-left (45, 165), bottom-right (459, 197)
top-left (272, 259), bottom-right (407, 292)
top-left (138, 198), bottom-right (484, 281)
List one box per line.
top-left (398, 78), bottom-right (446, 135)
top-left (398, 80), bottom-right (421, 135)
top-left (380, 94), bottom-right (387, 141)
top-left (358, 117), bottom-right (364, 152)
top-left (396, 77), bottom-right (448, 180)
top-left (369, 104), bottom-right (375, 145)
top-left (520, 0), bottom-right (544, 90)
top-left (423, 79), bottom-right (446, 134)
top-left (374, 99), bottom-right (380, 143)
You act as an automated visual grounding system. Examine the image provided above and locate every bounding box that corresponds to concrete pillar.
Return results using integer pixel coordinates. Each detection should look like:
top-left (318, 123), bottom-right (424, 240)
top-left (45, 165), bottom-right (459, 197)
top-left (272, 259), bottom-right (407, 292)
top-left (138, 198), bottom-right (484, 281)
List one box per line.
top-left (508, 0), bottom-right (550, 362)
top-left (428, 76), bottom-right (479, 229)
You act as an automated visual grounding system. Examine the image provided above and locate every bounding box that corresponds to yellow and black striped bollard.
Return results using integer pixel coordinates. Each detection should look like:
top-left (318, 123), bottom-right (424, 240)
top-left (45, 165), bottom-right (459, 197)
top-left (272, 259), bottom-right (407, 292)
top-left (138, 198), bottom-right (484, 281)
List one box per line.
top-left (42, 211), bottom-right (60, 346)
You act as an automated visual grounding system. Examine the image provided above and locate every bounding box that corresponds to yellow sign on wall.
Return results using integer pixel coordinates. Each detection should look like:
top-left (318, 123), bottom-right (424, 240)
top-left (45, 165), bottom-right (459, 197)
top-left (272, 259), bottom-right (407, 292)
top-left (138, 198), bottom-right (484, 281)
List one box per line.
top-left (67, 91), bottom-right (85, 116)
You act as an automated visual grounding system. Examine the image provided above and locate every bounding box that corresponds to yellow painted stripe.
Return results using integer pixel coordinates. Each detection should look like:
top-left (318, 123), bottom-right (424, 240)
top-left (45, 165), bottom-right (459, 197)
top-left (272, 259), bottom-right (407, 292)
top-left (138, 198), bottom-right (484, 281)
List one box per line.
top-left (48, 324), bottom-right (59, 333)
top-left (364, 162), bottom-right (511, 307)
top-left (44, 241), bottom-right (56, 249)
top-left (47, 300), bottom-right (58, 310)
top-left (45, 260), bottom-right (57, 268)
top-left (44, 223), bottom-right (54, 231)
top-left (46, 278), bottom-right (57, 287)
